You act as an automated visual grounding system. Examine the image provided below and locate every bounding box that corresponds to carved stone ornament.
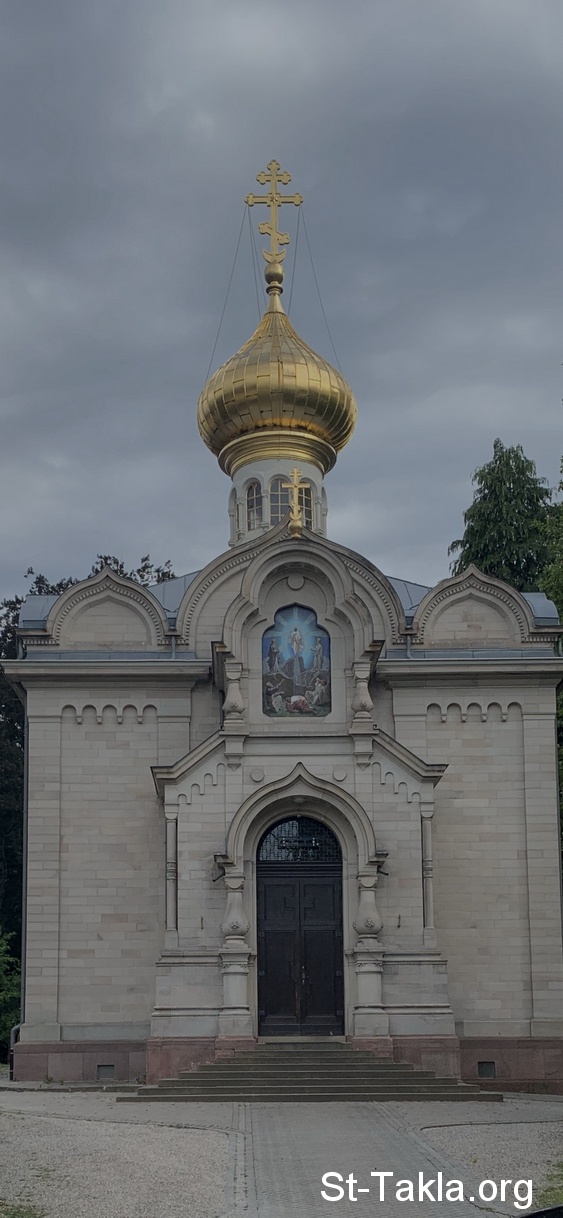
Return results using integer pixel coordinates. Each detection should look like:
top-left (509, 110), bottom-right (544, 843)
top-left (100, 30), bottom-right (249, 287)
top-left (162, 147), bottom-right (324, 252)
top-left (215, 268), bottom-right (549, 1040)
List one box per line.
top-left (353, 874), bottom-right (383, 939)
top-left (220, 874), bottom-right (250, 941)
top-left (222, 662), bottom-right (245, 720)
top-left (351, 662), bottom-right (374, 719)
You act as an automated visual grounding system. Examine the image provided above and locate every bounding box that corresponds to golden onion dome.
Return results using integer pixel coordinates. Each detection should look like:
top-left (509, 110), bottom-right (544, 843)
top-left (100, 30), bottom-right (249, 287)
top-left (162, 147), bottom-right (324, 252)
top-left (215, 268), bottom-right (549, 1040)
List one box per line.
top-left (197, 276), bottom-right (357, 478)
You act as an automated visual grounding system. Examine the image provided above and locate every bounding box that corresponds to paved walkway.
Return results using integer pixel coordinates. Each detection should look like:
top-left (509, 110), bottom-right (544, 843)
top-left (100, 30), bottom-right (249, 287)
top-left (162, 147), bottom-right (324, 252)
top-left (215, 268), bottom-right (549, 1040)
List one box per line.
top-left (0, 1088), bottom-right (562, 1216)
top-left (242, 1097), bottom-right (563, 1216)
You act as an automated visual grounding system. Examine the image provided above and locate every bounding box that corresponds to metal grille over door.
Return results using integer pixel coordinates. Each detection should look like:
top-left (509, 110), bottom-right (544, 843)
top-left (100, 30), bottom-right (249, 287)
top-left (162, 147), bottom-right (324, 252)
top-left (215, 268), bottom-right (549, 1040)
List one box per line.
top-left (257, 815), bottom-right (344, 1036)
top-left (258, 816), bottom-right (341, 862)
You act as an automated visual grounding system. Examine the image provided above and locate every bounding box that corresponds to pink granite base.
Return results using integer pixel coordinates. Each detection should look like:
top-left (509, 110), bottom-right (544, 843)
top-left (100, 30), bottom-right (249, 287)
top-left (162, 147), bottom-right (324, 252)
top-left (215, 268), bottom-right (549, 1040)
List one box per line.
top-left (392, 1035), bottom-right (462, 1079)
top-left (460, 1038), bottom-right (563, 1093)
top-left (351, 1036), bottom-right (394, 1058)
top-left (146, 1036), bottom-right (257, 1082)
top-left (14, 1034), bottom-right (563, 1090)
top-left (13, 1041), bottom-right (146, 1083)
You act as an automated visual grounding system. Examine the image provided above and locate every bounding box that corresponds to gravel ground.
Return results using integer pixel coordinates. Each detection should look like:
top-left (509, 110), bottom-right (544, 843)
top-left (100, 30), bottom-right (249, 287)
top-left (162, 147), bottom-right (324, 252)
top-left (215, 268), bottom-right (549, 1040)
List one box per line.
top-left (1, 1089), bottom-right (562, 1217)
top-left (0, 1104), bottom-right (228, 1218)
top-left (420, 1113), bottom-right (563, 1203)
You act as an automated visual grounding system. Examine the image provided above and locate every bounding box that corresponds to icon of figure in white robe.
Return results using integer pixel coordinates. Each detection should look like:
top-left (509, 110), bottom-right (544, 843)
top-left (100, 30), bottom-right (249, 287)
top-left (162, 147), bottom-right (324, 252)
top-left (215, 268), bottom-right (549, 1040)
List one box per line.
top-left (289, 626), bottom-right (304, 656)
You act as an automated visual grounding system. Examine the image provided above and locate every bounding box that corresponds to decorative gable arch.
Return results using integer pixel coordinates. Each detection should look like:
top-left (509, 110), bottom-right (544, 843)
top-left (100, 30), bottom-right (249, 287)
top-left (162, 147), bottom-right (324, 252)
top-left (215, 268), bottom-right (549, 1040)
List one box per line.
top-left (175, 525), bottom-right (406, 656)
top-left (222, 538), bottom-right (375, 664)
top-left (47, 566), bottom-right (169, 647)
top-left (413, 564), bottom-right (535, 646)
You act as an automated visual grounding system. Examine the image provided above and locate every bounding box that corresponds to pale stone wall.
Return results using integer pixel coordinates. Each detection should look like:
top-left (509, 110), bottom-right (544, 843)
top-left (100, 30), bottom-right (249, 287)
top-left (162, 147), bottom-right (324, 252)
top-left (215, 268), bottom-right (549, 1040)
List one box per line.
top-left (57, 702), bottom-right (163, 1032)
top-left (427, 700), bottom-right (531, 1032)
top-left (189, 684), bottom-right (222, 749)
top-left (21, 682), bottom-right (192, 1042)
top-left (390, 676), bottom-right (563, 1036)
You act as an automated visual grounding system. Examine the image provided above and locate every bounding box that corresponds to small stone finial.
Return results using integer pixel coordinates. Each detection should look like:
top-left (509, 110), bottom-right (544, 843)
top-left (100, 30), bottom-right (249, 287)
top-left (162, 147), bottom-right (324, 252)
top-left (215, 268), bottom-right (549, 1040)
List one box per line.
top-left (245, 160), bottom-right (303, 292)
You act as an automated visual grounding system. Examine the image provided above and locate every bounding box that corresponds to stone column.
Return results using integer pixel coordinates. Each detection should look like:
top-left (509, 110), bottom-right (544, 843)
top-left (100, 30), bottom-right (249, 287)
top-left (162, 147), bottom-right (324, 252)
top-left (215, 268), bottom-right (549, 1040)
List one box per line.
top-left (164, 808), bottom-right (178, 949)
top-left (218, 874), bottom-right (253, 1039)
top-left (352, 874), bottom-right (390, 1039)
top-left (421, 803), bottom-right (437, 948)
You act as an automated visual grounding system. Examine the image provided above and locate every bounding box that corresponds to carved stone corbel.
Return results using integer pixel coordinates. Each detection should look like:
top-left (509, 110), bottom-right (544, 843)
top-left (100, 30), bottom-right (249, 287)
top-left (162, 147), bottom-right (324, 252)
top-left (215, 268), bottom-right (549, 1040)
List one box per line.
top-left (349, 661), bottom-right (375, 767)
top-left (222, 661), bottom-right (245, 721)
top-left (353, 873), bottom-right (383, 939)
top-left (222, 660), bottom-right (246, 769)
top-left (351, 662), bottom-right (374, 720)
top-left (221, 874), bottom-right (250, 941)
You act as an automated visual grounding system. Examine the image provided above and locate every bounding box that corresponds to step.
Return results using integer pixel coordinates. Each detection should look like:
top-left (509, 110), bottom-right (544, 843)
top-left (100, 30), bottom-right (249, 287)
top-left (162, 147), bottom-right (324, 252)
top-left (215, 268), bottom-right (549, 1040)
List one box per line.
top-left (169, 1066), bottom-right (450, 1086)
top-left (176, 1064), bottom-right (422, 1078)
top-left (186, 1062), bottom-right (416, 1071)
top-left (152, 1081), bottom-right (475, 1101)
top-left (117, 1040), bottom-right (502, 1105)
top-left (118, 1088), bottom-right (503, 1103)
top-left (161, 1077), bottom-right (462, 1091)
top-left (253, 1043), bottom-right (353, 1052)
top-left (258, 1037), bottom-right (349, 1044)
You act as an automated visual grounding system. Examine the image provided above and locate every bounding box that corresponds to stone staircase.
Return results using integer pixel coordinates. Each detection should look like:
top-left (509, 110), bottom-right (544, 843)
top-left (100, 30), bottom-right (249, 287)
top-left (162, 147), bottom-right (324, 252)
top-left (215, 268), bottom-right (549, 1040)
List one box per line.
top-left (118, 1040), bottom-right (503, 1103)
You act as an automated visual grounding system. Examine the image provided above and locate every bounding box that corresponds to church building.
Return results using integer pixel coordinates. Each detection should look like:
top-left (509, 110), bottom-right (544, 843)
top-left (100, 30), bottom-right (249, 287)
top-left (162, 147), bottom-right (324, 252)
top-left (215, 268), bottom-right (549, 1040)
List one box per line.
top-left (6, 162), bottom-right (563, 1090)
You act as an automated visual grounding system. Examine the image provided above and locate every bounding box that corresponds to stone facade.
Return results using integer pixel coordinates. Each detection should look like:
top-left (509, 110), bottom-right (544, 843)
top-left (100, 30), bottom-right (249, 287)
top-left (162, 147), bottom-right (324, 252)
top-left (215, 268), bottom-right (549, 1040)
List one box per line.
top-left (5, 538), bottom-right (563, 1088)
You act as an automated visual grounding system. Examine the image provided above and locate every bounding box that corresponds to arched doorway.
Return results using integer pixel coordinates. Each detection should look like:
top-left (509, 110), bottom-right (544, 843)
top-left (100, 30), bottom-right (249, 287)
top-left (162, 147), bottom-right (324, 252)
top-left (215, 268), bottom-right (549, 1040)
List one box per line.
top-left (257, 814), bottom-right (344, 1036)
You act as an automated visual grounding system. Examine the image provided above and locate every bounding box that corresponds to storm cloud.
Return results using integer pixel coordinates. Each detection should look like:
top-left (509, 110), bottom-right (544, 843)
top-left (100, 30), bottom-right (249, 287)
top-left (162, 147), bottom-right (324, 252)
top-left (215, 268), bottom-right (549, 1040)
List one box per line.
top-left (1, 0), bottom-right (562, 598)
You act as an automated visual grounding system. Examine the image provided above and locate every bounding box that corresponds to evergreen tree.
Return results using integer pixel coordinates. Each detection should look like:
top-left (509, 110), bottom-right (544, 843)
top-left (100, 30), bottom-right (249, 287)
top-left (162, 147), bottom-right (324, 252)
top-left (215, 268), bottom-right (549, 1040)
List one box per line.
top-left (0, 930), bottom-right (20, 1058)
top-left (0, 555), bottom-right (176, 959)
top-left (449, 438), bottom-right (551, 590)
top-left (539, 460), bottom-right (563, 846)
top-left (540, 458), bottom-right (563, 615)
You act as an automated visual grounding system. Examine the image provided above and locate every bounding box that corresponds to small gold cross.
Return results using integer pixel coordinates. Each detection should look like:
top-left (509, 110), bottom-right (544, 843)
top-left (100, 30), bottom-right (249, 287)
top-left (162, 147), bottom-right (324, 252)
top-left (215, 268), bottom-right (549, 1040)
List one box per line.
top-left (282, 466), bottom-right (308, 537)
top-left (245, 160), bottom-right (303, 271)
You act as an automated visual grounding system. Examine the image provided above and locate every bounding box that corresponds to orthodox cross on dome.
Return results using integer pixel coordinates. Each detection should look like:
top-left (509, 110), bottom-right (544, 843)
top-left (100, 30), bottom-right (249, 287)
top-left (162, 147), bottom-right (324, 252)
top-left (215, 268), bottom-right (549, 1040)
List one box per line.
top-left (245, 160), bottom-right (303, 279)
top-left (282, 466), bottom-right (308, 538)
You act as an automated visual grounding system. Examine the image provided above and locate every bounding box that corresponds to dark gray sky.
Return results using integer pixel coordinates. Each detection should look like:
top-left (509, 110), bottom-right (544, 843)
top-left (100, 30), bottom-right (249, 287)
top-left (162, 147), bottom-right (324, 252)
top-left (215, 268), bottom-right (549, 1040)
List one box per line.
top-left (1, 0), bottom-right (562, 601)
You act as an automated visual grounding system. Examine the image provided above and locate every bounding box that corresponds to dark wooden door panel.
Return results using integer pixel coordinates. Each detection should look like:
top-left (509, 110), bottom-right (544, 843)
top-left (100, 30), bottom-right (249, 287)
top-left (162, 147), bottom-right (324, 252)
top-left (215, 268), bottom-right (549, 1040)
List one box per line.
top-left (258, 864), bottom-right (343, 1036)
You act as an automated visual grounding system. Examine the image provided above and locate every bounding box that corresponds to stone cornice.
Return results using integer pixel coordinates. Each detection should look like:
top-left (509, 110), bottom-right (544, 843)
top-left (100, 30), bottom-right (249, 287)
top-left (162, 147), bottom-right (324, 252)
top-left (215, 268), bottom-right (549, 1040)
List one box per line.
top-left (1, 659), bottom-right (211, 684)
top-left (379, 658), bottom-right (563, 683)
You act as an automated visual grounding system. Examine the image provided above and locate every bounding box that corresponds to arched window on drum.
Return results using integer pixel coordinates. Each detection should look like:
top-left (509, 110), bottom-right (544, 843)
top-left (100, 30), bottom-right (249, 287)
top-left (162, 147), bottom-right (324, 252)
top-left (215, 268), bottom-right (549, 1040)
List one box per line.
top-left (246, 481), bottom-right (263, 532)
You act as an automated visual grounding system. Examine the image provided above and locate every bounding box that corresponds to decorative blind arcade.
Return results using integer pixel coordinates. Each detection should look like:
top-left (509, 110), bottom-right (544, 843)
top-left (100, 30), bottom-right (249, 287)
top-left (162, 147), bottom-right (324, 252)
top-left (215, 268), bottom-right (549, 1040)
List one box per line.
top-left (258, 817), bottom-right (341, 863)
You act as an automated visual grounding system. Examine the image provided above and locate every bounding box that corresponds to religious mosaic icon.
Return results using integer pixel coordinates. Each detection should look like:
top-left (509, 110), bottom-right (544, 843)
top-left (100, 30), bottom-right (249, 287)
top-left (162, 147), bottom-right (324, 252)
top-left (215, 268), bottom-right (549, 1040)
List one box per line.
top-left (262, 605), bottom-right (331, 716)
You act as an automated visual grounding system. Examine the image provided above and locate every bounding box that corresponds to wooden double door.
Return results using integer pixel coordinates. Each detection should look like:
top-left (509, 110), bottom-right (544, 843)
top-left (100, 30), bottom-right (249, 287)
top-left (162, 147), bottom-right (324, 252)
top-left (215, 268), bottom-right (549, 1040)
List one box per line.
top-left (257, 863), bottom-right (344, 1036)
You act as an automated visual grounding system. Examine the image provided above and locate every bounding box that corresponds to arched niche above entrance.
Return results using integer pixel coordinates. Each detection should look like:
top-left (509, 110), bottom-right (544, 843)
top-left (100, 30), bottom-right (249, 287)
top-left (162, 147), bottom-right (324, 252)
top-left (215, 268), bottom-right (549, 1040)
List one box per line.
top-left (262, 604), bottom-right (331, 718)
top-left (224, 763), bottom-right (381, 872)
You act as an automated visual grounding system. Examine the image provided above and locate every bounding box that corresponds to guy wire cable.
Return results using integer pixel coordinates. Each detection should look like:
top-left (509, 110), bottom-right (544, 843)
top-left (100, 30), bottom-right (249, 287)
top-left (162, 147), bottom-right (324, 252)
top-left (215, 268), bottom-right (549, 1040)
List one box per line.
top-left (205, 206), bottom-right (247, 382)
top-left (248, 204), bottom-right (265, 321)
top-left (287, 204), bottom-right (301, 317)
top-left (301, 206), bottom-right (344, 374)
